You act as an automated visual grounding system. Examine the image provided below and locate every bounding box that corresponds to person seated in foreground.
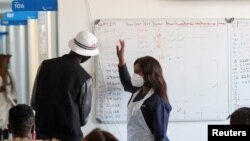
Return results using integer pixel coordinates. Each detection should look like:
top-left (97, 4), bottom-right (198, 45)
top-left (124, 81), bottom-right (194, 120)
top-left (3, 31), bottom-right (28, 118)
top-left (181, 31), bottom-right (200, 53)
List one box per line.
top-left (83, 128), bottom-right (119, 141)
top-left (230, 107), bottom-right (250, 125)
top-left (5, 104), bottom-right (36, 140)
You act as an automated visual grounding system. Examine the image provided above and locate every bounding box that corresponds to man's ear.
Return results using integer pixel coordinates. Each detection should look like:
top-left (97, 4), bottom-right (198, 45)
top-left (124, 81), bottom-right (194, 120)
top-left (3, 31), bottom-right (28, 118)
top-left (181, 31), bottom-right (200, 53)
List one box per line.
top-left (31, 125), bottom-right (36, 139)
top-left (8, 124), bottom-right (11, 133)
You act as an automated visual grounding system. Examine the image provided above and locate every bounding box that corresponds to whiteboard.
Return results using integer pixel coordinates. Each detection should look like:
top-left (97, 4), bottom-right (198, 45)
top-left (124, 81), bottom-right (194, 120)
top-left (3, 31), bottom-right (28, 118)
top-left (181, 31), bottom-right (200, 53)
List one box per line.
top-left (95, 19), bottom-right (230, 122)
top-left (231, 19), bottom-right (250, 112)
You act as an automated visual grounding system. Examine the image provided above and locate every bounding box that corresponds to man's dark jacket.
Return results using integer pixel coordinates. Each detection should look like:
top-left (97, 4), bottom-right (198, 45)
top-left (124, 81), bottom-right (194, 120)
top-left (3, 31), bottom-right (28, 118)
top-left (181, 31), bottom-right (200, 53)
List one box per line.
top-left (31, 54), bottom-right (93, 141)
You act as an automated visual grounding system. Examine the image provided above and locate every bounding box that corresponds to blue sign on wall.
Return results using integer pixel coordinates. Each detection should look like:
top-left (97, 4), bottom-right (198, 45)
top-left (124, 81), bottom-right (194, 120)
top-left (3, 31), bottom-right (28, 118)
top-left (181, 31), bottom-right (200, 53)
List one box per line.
top-left (1, 20), bottom-right (27, 25)
top-left (12, 0), bottom-right (57, 11)
top-left (1, 11), bottom-right (37, 26)
top-left (0, 32), bottom-right (8, 36)
top-left (3, 11), bottom-right (38, 20)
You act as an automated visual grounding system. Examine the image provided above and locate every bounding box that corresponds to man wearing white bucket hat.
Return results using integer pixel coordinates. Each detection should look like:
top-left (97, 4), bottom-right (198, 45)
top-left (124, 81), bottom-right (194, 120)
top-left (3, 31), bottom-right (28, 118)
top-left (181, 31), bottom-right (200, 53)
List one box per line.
top-left (31, 31), bottom-right (99, 141)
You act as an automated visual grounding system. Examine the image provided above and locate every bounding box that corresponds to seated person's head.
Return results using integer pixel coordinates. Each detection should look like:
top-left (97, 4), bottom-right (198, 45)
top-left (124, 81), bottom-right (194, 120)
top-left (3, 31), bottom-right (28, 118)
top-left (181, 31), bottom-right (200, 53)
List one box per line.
top-left (230, 107), bottom-right (250, 125)
top-left (8, 104), bottom-right (35, 139)
top-left (83, 128), bottom-right (118, 141)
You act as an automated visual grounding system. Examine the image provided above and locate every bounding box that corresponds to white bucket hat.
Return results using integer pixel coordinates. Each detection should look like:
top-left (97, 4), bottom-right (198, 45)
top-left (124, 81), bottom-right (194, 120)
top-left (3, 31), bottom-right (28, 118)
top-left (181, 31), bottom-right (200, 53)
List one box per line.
top-left (68, 31), bottom-right (99, 56)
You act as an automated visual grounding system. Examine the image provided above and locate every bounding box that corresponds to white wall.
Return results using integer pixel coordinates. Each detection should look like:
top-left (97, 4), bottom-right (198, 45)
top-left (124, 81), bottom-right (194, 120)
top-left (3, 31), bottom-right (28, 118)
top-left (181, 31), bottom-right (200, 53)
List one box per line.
top-left (58, 0), bottom-right (250, 141)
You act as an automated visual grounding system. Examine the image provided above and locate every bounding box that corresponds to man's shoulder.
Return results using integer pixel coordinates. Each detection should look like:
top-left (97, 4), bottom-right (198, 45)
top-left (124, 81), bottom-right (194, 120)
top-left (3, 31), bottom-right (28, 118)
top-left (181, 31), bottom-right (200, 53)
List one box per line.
top-left (42, 57), bottom-right (61, 63)
top-left (41, 56), bottom-right (74, 68)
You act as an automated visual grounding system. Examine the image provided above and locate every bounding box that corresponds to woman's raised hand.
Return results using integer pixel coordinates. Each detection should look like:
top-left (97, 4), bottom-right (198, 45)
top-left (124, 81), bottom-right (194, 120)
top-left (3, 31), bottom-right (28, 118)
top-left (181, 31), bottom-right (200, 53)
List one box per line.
top-left (116, 39), bottom-right (125, 65)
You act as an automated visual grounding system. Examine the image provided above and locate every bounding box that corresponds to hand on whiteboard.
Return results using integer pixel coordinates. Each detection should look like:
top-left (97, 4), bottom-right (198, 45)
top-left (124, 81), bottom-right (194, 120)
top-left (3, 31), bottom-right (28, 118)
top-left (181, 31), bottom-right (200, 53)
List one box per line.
top-left (116, 39), bottom-right (126, 65)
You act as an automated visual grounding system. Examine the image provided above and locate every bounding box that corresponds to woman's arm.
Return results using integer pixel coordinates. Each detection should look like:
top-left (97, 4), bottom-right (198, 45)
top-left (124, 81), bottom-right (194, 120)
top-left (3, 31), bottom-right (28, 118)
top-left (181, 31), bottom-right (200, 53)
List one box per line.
top-left (118, 64), bottom-right (137, 92)
top-left (116, 40), bottom-right (138, 92)
top-left (116, 40), bottom-right (125, 66)
top-left (7, 72), bottom-right (17, 106)
top-left (150, 96), bottom-right (171, 141)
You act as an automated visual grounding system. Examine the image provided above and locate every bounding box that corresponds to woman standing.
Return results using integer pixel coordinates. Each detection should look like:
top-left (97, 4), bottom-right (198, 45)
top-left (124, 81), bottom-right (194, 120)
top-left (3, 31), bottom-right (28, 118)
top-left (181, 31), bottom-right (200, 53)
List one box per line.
top-left (116, 40), bottom-right (172, 141)
top-left (0, 54), bottom-right (17, 140)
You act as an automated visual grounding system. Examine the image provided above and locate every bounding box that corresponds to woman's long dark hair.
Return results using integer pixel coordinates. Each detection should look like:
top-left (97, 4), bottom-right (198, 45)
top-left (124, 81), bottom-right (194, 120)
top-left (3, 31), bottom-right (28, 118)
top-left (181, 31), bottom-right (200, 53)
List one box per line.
top-left (134, 56), bottom-right (169, 102)
top-left (0, 55), bottom-right (14, 93)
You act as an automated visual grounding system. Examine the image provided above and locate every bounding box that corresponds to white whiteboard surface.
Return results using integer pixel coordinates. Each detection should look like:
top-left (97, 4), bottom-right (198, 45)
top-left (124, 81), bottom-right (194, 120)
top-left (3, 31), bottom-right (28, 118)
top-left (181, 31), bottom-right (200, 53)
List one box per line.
top-left (95, 19), bottom-right (230, 122)
top-left (231, 19), bottom-right (250, 112)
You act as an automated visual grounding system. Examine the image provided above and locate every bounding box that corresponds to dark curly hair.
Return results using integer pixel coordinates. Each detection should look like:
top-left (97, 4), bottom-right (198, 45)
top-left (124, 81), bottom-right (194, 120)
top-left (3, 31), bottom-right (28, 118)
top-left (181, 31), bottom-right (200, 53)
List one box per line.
top-left (8, 104), bottom-right (35, 138)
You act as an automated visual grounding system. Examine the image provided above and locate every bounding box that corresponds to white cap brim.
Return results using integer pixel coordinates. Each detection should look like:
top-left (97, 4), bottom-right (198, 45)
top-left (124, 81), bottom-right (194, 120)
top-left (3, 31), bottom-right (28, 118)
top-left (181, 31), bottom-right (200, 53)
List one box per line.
top-left (68, 39), bottom-right (99, 56)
